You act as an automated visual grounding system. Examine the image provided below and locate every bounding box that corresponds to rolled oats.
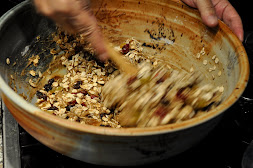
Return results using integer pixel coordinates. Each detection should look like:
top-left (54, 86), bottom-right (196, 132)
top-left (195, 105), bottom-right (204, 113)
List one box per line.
top-left (35, 30), bottom-right (119, 127)
top-left (200, 47), bottom-right (205, 55)
top-left (29, 79), bottom-right (37, 88)
top-left (29, 70), bottom-right (36, 76)
top-left (6, 58), bottom-right (10, 65)
top-left (190, 67), bottom-right (194, 73)
top-left (218, 70), bottom-right (222, 77)
top-left (196, 53), bottom-right (201, 59)
top-left (215, 57), bottom-right (219, 64)
top-left (35, 29), bottom-right (224, 128)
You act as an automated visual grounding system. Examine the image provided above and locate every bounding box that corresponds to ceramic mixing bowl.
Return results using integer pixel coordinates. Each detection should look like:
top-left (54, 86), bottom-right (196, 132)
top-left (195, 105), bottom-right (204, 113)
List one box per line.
top-left (0, 0), bottom-right (249, 166)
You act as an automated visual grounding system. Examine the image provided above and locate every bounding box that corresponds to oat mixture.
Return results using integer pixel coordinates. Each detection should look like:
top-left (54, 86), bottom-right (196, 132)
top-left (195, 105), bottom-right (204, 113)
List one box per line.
top-left (33, 30), bottom-right (223, 128)
top-left (35, 33), bottom-right (163, 128)
top-left (35, 30), bottom-right (119, 128)
top-left (102, 63), bottom-right (223, 127)
top-left (36, 52), bottom-right (120, 127)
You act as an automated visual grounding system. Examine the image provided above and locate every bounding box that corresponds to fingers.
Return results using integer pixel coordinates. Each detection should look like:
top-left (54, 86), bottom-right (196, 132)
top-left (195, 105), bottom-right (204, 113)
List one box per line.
top-left (33, 0), bottom-right (109, 61)
top-left (194, 0), bottom-right (219, 28)
top-left (73, 10), bottom-right (109, 61)
top-left (213, 0), bottom-right (244, 41)
top-left (181, 0), bottom-right (218, 27)
top-left (182, 0), bottom-right (244, 41)
top-left (228, 16), bottom-right (244, 42)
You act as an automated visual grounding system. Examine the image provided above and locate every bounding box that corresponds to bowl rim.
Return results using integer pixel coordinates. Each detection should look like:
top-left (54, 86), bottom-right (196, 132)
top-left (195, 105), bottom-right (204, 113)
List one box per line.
top-left (0, 0), bottom-right (250, 136)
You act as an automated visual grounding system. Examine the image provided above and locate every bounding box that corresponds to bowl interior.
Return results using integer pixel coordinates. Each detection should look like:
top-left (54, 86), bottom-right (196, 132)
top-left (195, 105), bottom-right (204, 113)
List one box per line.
top-left (0, 0), bottom-right (249, 133)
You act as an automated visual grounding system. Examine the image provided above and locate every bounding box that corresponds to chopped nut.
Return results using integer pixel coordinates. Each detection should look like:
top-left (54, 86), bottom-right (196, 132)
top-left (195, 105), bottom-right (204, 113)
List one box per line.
top-left (29, 70), bottom-right (36, 76)
top-left (215, 57), bottom-right (219, 64)
top-left (29, 79), bottom-right (37, 88)
top-left (218, 71), bottom-right (222, 76)
top-left (76, 97), bottom-right (82, 104)
top-left (31, 55), bottom-right (40, 66)
top-left (52, 82), bottom-right (58, 87)
top-left (72, 89), bottom-right (78, 93)
top-left (200, 47), bottom-right (205, 55)
top-left (196, 53), bottom-right (201, 59)
top-left (38, 71), bottom-right (42, 77)
top-left (203, 60), bottom-right (208, 65)
top-left (212, 74), bottom-right (215, 80)
top-left (209, 65), bottom-right (216, 72)
top-left (102, 116), bottom-right (109, 122)
top-left (6, 58), bottom-right (10, 65)
top-left (218, 86), bottom-right (224, 92)
top-left (97, 81), bottom-right (105, 85)
top-left (190, 67), bottom-right (194, 73)
top-left (50, 49), bottom-right (57, 55)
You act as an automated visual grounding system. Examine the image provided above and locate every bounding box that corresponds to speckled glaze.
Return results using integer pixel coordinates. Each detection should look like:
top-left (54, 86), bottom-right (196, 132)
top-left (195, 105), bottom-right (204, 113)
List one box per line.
top-left (0, 0), bottom-right (249, 166)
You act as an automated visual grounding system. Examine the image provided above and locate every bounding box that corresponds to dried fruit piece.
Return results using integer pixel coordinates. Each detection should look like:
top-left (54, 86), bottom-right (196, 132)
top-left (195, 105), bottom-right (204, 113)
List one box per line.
top-left (122, 44), bottom-right (130, 54)
top-left (48, 106), bottom-right (59, 110)
top-left (6, 58), bottom-right (10, 65)
top-left (44, 78), bottom-right (55, 91)
top-left (73, 81), bottom-right (82, 89)
top-left (36, 91), bottom-right (47, 100)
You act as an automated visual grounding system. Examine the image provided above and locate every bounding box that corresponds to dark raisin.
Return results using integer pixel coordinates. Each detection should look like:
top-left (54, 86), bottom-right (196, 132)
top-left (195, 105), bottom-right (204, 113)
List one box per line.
top-left (74, 46), bottom-right (83, 53)
top-left (80, 90), bottom-right (88, 95)
top-left (36, 91), bottom-right (47, 100)
top-left (176, 88), bottom-right (187, 101)
top-left (44, 78), bottom-right (55, 91)
top-left (127, 76), bottom-right (137, 85)
top-left (86, 114), bottom-right (93, 118)
top-left (154, 107), bottom-right (167, 119)
top-left (48, 106), bottom-right (58, 110)
top-left (48, 78), bottom-right (55, 85)
top-left (90, 95), bottom-right (98, 99)
top-left (68, 55), bottom-right (74, 60)
top-left (81, 102), bottom-right (87, 106)
top-left (201, 102), bottom-right (215, 111)
top-left (100, 124), bottom-right (111, 127)
top-left (122, 44), bottom-right (130, 54)
top-left (60, 31), bottom-right (65, 37)
top-left (65, 100), bottom-right (77, 111)
top-left (73, 81), bottom-right (82, 89)
top-left (67, 35), bottom-right (75, 42)
top-left (83, 50), bottom-right (92, 58)
top-left (161, 98), bottom-right (170, 106)
top-left (65, 105), bottom-right (73, 111)
top-left (156, 75), bottom-right (167, 84)
top-left (69, 100), bottom-right (77, 106)
top-left (44, 84), bottom-right (52, 92)
top-left (156, 77), bottom-right (165, 84)
top-left (100, 113), bottom-right (106, 119)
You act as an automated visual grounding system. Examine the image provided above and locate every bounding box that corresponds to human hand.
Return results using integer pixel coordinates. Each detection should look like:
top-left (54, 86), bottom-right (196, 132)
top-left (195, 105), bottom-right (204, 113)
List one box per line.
top-left (33, 0), bottom-right (109, 61)
top-left (181, 0), bottom-right (244, 41)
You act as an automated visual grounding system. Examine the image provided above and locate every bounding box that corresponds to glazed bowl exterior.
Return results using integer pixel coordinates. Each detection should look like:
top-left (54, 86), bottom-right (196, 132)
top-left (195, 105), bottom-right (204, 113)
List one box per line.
top-left (0, 0), bottom-right (249, 166)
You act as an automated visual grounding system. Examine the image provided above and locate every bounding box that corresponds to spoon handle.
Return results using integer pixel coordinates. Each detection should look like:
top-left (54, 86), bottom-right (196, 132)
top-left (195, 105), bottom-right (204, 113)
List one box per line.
top-left (105, 43), bottom-right (138, 75)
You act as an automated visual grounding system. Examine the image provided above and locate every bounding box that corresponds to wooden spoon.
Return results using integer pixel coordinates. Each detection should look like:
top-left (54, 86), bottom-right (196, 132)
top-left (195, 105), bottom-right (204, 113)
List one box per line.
top-left (105, 43), bottom-right (138, 75)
